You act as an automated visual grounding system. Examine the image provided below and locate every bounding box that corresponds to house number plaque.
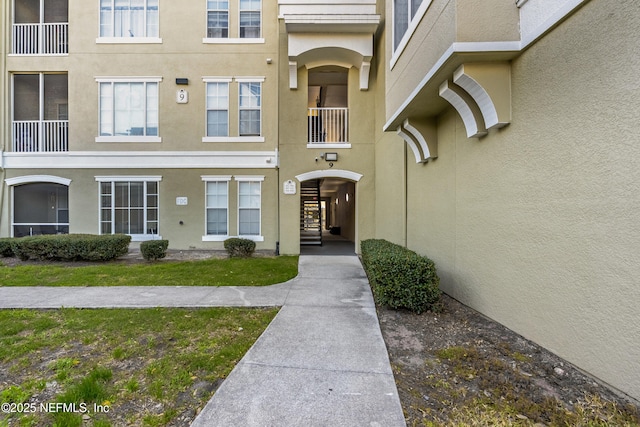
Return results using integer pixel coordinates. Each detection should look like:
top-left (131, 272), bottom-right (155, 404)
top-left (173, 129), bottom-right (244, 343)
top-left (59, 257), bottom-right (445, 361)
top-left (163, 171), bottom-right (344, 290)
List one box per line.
top-left (283, 180), bottom-right (296, 195)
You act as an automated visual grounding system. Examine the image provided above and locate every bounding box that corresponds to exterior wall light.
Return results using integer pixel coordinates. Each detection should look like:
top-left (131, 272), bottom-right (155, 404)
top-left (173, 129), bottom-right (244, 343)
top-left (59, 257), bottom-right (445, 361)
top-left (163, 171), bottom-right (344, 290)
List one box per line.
top-left (176, 78), bottom-right (189, 85)
top-left (324, 152), bottom-right (338, 161)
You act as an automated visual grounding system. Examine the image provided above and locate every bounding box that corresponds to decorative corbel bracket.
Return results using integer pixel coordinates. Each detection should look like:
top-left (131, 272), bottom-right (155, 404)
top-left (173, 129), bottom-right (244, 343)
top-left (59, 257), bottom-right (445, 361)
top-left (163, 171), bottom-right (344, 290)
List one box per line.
top-left (289, 61), bottom-right (298, 89)
top-left (439, 80), bottom-right (487, 138)
top-left (397, 118), bottom-right (438, 163)
top-left (453, 62), bottom-right (511, 130)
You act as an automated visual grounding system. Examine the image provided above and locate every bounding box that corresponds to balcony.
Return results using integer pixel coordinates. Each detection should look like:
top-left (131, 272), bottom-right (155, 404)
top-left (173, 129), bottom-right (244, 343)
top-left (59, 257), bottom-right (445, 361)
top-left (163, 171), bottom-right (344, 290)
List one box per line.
top-left (13, 120), bottom-right (69, 152)
top-left (307, 108), bottom-right (348, 144)
top-left (12, 23), bottom-right (68, 55)
top-left (12, 0), bottom-right (68, 55)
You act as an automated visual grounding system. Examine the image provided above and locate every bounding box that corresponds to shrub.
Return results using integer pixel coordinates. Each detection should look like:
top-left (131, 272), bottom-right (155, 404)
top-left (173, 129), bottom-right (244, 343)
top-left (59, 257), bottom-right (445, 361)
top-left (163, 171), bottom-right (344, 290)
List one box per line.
top-left (361, 239), bottom-right (441, 314)
top-left (140, 239), bottom-right (169, 261)
top-left (224, 238), bottom-right (256, 258)
top-left (0, 238), bottom-right (14, 257)
top-left (10, 234), bottom-right (131, 262)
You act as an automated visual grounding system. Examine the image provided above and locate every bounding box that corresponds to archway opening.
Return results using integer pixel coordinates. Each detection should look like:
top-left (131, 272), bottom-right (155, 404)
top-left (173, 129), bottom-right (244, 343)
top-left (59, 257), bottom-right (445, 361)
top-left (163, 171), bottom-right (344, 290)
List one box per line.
top-left (300, 177), bottom-right (356, 255)
top-left (12, 182), bottom-right (69, 236)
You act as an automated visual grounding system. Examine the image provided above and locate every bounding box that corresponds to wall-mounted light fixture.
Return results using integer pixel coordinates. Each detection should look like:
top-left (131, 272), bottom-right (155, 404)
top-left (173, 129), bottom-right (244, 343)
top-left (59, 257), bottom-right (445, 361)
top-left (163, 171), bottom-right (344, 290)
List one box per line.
top-left (324, 152), bottom-right (338, 162)
top-left (176, 78), bottom-right (189, 85)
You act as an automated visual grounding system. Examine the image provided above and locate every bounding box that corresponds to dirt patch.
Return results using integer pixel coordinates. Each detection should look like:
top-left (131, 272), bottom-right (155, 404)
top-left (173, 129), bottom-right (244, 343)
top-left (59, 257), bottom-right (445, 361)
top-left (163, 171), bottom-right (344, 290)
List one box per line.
top-left (377, 294), bottom-right (640, 426)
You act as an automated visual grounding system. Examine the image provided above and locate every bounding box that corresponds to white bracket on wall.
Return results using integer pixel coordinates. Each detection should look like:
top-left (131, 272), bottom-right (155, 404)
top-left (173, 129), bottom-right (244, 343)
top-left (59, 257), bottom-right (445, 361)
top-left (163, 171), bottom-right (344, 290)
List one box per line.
top-left (396, 118), bottom-right (438, 163)
top-left (439, 80), bottom-right (488, 138)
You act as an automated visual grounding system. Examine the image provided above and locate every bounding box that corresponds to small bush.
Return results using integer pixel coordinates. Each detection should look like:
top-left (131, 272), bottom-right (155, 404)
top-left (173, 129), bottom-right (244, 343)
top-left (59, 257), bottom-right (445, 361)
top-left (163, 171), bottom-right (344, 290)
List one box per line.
top-left (361, 239), bottom-right (441, 314)
top-left (140, 239), bottom-right (169, 261)
top-left (0, 238), bottom-right (14, 257)
top-left (10, 234), bottom-right (131, 262)
top-left (224, 238), bottom-right (256, 258)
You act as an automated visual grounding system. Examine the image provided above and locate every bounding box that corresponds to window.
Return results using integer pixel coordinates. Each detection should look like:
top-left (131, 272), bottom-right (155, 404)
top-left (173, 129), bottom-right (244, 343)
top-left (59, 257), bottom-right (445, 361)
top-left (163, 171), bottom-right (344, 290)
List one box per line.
top-left (203, 177), bottom-right (230, 238)
top-left (206, 81), bottom-right (229, 137)
top-left (237, 178), bottom-right (262, 236)
top-left (207, 0), bottom-right (228, 38)
top-left (97, 78), bottom-right (160, 142)
top-left (238, 81), bottom-right (261, 136)
top-left (203, 0), bottom-right (262, 42)
top-left (393, 0), bottom-right (425, 51)
top-left (100, 0), bottom-right (159, 39)
top-left (239, 0), bottom-right (261, 38)
top-left (98, 178), bottom-right (160, 239)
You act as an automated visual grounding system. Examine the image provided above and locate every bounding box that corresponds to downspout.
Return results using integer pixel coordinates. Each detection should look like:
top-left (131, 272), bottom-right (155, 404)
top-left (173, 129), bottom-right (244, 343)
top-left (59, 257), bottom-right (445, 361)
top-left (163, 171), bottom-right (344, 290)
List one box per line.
top-left (403, 142), bottom-right (408, 247)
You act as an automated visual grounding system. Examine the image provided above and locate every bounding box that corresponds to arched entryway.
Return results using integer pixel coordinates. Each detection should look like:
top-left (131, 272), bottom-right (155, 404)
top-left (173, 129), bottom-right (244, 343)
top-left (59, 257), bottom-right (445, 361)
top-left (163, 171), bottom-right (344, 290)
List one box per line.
top-left (296, 170), bottom-right (361, 255)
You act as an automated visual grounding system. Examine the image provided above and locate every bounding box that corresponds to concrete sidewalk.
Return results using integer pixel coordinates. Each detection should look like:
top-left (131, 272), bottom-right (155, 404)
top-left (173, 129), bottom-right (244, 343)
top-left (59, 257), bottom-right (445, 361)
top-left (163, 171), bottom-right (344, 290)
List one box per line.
top-left (0, 255), bottom-right (406, 426)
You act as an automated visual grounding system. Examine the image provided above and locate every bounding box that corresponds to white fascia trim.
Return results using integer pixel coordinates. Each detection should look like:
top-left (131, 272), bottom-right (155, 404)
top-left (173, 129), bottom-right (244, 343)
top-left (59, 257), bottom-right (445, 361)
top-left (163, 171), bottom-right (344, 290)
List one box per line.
top-left (202, 38), bottom-right (265, 44)
top-left (306, 143), bottom-right (351, 149)
top-left (5, 175), bottom-right (72, 186)
top-left (203, 137), bottom-right (265, 143)
top-left (383, 41), bottom-right (520, 131)
top-left (95, 176), bottom-right (162, 182)
top-left (96, 136), bottom-right (162, 143)
top-left (201, 175), bottom-right (233, 182)
top-left (2, 151), bottom-right (279, 169)
top-left (96, 37), bottom-right (163, 44)
top-left (234, 175), bottom-right (265, 182)
top-left (95, 76), bottom-right (163, 83)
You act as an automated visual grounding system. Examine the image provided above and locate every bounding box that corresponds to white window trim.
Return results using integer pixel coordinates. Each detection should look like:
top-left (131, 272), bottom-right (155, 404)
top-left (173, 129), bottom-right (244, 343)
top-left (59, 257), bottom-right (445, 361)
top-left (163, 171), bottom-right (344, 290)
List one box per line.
top-left (96, 37), bottom-right (162, 44)
top-left (238, 80), bottom-right (263, 137)
top-left (239, 0), bottom-right (262, 39)
top-left (390, 0), bottom-right (434, 70)
top-left (202, 175), bottom-right (232, 241)
top-left (236, 176), bottom-right (264, 241)
top-left (202, 37), bottom-right (265, 44)
top-left (203, 136), bottom-right (265, 143)
top-left (95, 77), bottom-right (162, 143)
top-left (95, 176), bottom-right (162, 241)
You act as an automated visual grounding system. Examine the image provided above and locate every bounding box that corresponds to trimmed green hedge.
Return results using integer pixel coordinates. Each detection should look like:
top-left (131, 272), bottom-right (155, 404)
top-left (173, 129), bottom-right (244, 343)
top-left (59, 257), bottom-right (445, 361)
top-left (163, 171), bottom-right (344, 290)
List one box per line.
top-left (361, 239), bottom-right (441, 313)
top-left (10, 234), bottom-right (131, 262)
top-left (140, 239), bottom-right (169, 261)
top-left (224, 238), bottom-right (256, 258)
top-left (0, 238), bottom-right (14, 257)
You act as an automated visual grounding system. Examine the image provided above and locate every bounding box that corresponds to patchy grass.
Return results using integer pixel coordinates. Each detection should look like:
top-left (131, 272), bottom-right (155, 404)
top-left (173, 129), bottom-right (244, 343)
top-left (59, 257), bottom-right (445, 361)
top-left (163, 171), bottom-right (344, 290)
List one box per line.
top-left (0, 307), bottom-right (278, 426)
top-left (0, 256), bottom-right (299, 287)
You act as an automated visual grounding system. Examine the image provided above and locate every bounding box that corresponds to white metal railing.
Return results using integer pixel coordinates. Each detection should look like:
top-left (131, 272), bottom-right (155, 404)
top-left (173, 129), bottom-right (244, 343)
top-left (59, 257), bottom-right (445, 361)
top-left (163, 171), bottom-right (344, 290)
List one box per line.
top-left (13, 120), bottom-right (69, 152)
top-left (12, 23), bottom-right (68, 55)
top-left (308, 108), bottom-right (348, 143)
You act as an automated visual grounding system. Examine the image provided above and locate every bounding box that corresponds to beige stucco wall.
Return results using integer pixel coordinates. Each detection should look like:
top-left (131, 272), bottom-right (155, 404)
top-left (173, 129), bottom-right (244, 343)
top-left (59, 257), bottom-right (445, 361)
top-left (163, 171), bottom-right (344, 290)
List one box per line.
top-left (377, 0), bottom-right (640, 400)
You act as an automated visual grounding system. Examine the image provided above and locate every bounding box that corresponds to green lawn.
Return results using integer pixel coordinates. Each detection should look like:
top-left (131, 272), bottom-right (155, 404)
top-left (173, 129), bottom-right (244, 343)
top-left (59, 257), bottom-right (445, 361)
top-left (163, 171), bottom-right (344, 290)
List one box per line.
top-left (0, 256), bottom-right (299, 287)
top-left (0, 307), bottom-right (278, 426)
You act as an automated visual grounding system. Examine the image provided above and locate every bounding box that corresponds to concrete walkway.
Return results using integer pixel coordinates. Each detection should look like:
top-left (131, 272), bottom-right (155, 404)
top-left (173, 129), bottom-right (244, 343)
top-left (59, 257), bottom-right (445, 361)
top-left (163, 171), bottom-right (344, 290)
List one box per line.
top-left (0, 255), bottom-right (406, 427)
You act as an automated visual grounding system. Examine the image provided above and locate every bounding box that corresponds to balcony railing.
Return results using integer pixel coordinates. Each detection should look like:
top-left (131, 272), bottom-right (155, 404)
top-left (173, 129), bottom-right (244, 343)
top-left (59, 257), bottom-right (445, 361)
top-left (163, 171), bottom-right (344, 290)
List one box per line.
top-left (308, 108), bottom-right (348, 144)
top-left (12, 23), bottom-right (68, 55)
top-left (13, 121), bottom-right (69, 152)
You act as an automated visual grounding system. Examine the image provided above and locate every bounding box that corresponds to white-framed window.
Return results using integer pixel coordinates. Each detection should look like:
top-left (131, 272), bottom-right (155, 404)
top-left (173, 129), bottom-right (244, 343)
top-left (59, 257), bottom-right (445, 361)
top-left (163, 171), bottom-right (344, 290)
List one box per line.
top-left (207, 0), bottom-right (229, 38)
top-left (97, 176), bottom-right (161, 240)
top-left (391, 0), bottom-right (433, 68)
top-left (203, 0), bottom-right (263, 43)
top-left (236, 176), bottom-right (263, 239)
top-left (206, 80), bottom-right (230, 137)
top-left (96, 77), bottom-right (161, 142)
top-left (202, 175), bottom-right (231, 241)
top-left (238, 81), bottom-right (261, 136)
top-left (99, 0), bottom-right (160, 41)
top-left (239, 0), bottom-right (261, 39)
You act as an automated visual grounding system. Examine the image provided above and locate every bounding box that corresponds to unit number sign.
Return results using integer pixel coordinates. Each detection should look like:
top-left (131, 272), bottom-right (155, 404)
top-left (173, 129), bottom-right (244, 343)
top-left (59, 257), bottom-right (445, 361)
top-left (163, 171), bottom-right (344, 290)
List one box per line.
top-left (176, 89), bottom-right (188, 104)
top-left (283, 180), bottom-right (296, 195)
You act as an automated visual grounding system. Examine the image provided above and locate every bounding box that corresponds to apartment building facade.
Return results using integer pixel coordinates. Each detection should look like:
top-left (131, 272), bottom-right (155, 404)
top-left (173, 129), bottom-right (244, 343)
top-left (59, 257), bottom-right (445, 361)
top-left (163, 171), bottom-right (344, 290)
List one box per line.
top-left (1, 0), bottom-right (639, 402)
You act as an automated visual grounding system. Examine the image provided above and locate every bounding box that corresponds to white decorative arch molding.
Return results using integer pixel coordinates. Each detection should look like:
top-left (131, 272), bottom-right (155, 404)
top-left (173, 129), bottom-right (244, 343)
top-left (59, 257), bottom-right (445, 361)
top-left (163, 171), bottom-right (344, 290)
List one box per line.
top-left (5, 175), bottom-right (72, 186)
top-left (295, 169), bottom-right (363, 183)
